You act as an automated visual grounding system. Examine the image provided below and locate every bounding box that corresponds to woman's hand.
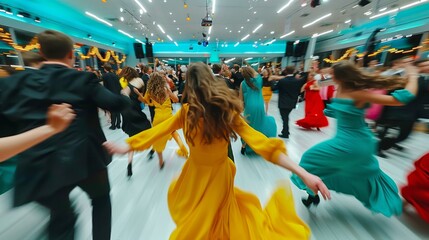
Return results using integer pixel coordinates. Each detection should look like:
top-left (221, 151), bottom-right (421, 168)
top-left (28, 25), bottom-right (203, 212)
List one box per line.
top-left (301, 172), bottom-right (331, 200)
top-left (47, 103), bottom-right (76, 134)
top-left (103, 141), bottom-right (131, 155)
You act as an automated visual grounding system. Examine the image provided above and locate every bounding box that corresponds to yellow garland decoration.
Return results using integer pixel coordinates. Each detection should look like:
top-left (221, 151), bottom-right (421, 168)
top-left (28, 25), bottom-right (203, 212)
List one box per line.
top-left (0, 28), bottom-right (126, 64)
top-left (323, 48), bottom-right (357, 64)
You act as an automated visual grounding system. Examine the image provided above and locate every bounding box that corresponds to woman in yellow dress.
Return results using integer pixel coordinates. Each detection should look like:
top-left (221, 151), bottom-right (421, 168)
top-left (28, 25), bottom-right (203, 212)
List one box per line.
top-left (104, 63), bottom-right (330, 239)
top-left (261, 68), bottom-right (273, 114)
top-left (137, 72), bottom-right (188, 169)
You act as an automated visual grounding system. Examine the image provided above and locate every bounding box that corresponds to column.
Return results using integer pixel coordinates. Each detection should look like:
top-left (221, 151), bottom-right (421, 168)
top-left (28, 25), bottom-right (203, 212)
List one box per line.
top-left (304, 37), bottom-right (317, 71)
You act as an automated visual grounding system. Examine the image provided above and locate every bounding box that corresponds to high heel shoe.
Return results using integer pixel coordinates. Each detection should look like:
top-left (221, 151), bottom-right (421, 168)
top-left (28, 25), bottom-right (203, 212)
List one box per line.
top-left (241, 147), bottom-right (246, 155)
top-left (316, 127), bottom-right (321, 131)
top-left (147, 149), bottom-right (155, 160)
top-left (301, 194), bottom-right (320, 208)
top-left (127, 163), bottom-right (133, 177)
top-left (159, 161), bottom-right (165, 170)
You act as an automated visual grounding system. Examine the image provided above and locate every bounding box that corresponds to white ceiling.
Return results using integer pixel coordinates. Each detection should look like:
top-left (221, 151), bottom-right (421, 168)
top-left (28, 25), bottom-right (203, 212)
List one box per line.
top-left (61, 0), bottom-right (418, 45)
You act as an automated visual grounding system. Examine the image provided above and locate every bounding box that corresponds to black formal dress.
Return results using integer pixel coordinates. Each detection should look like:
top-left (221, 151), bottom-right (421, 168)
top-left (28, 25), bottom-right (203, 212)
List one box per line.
top-left (102, 71), bottom-right (122, 129)
top-left (271, 75), bottom-right (306, 137)
top-left (0, 63), bottom-right (129, 240)
top-left (121, 84), bottom-right (152, 137)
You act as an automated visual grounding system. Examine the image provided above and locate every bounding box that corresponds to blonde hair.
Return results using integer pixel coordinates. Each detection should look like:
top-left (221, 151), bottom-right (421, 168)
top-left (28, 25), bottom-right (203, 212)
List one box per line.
top-left (241, 66), bottom-right (258, 90)
top-left (147, 72), bottom-right (167, 103)
top-left (332, 61), bottom-right (407, 90)
top-left (183, 63), bottom-right (243, 145)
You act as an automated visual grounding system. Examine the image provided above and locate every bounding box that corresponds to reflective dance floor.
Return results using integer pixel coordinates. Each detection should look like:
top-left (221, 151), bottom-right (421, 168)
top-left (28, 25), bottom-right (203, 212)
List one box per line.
top-left (1, 94), bottom-right (428, 240)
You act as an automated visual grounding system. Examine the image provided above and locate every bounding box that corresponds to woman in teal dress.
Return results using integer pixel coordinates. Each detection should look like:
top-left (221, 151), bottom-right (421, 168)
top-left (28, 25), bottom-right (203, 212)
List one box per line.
top-left (239, 66), bottom-right (277, 155)
top-left (291, 61), bottom-right (419, 217)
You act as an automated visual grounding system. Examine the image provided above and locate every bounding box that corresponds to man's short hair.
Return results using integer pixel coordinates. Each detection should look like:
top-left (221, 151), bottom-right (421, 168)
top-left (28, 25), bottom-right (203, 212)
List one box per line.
top-left (285, 66), bottom-right (295, 74)
top-left (103, 63), bottom-right (112, 72)
top-left (212, 64), bottom-right (222, 74)
top-left (21, 51), bottom-right (45, 66)
top-left (37, 30), bottom-right (74, 59)
top-left (233, 64), bottom-right (240, 72)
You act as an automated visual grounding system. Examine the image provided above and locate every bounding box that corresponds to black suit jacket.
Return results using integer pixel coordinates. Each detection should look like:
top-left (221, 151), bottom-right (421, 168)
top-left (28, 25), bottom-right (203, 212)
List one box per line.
top-left (272, 75), bottom-right (306, 109)
top-left (102, 71), bottom-right (122, 94)
top-left (0, 64), bottom-right (129, 206)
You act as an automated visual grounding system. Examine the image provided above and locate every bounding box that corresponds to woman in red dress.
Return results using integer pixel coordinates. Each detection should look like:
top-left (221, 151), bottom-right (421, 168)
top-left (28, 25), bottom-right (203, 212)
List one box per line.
top-left (296, 72), bottom-right (329, 130)
top-left (401, 152), bottom-right (429, 223)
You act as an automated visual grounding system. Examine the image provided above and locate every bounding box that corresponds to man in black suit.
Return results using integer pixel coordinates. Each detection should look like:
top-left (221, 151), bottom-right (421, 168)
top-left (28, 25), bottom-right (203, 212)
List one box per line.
top-left (231, 64), bottom-right (244, 91)
top-left (212, 63), bottom-right (236, 162)
top-left (271, 66), bottom-right (306, 138)
top-left (102, 63), bottom-right (122, 130)
top-left (0, 30), bottom-right (129, 240)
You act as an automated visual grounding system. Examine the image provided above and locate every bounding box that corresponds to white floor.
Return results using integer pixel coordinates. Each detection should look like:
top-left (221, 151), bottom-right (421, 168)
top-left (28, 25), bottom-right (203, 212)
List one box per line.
top-left (1, 94), bottom-right (428, 240)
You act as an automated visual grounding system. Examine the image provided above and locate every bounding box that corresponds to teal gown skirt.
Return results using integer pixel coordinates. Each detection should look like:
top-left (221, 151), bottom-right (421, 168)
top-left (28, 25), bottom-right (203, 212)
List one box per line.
top-left (291, 98), bottom-right (403, 217)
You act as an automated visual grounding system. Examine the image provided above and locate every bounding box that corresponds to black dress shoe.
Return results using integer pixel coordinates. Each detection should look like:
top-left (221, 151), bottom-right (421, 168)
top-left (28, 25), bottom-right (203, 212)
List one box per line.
top-left (127, 163), bottom-right (133, 177)
top-left (240, 147), bottom-right (246, 155)
top-left (392, 144), bottom-right (404, 151)
top-left (109, 126), bottom-right (116, 130)
top-left (302, 195), bottom-right (320, 208)
top-left (278, 134), bottom-right (289, 139)
top-left (116, 125), bottom-right (121, 129)
top-left (377, 150), bottom-right (387, 158)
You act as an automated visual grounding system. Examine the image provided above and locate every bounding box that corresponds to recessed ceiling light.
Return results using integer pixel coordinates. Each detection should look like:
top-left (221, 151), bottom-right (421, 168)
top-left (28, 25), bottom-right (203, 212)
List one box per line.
top-left (177, 27), bottom-right (180, 30)
top-left (277, 0), bottom-right (293, 14)
top-left (344, 19), bottom-right (351, 23)
top-left (379, 7), bottom-right (387, 12)
top-left (169, 12), bottom-right (172, 15)
top-left (241, 26), bottom-right (244, 29)
top-left (120, 16), bottom-right (124, 21)
top-left (225, 27), bottom-right (228, 29)
top-left (229, 30), bottom-right (232, 32)
top-left (139, 9), bottom-right (143, 14)
top-left (173, 20), bottom-right (176, 22)
top-left (179, 32), bottom-right (182, 34)
top-left (253, 11), bottom-right (257, 14)
top-left (352, 5), bottom-right (358, 8)
top-left (301, 3), bottom-right (307, 7)
top-left (238, 30), bottom-right (241, 33)
top-left (151, 33), bottom-right (154, 36)
top-left (247, 19), bottom-right (250, 22)
top-left (164, 0), bottom-right (167, 2)
top-left (264, 36), bottom-right (267, 38)
top-left (364, 11), bottom-right (372, 15)
top-left (120, 8), bottom-right (123, 12)
top-left (153, 21), bottom-right (156, 25)
top-left (270, 31), bottom-right (275, 34)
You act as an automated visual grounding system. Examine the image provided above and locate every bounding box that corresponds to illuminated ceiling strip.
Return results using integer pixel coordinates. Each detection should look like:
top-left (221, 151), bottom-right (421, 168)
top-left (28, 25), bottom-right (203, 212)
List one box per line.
top-left (277, 0), bottom-right (294, 14)
top-left (312, 29), bottom-right (333, 38)
top-left (167, 35), bottom-right (173, 41)
top-left (136, 39), bottom-right (145, 45)
top-left (234, 42), bottom-right (240, 47)
top-left (118, 29), bottom-right (134, 38)
top-left (208, 26), bottom-right (212, 34)
top-left (369, 8), bottom-right (398, 19)
top-left (212, 0), bottom-right (216, 14)
top-left (303, 13), bottom-right (332, 28)
top-left (280, 30), bottom-right (295, 38)
top-left (400, 0), bottom-right (428, 10)
top-left (85, 12), bottom-right (112, 27)
top-left (134, 0), bottom-right (147, 13)
top-left (157, 24), bottom-right (165, 34)
top-left (241, 34), bottom-right (250, 41)
top-left (252, 24), bottom-right (263, 33)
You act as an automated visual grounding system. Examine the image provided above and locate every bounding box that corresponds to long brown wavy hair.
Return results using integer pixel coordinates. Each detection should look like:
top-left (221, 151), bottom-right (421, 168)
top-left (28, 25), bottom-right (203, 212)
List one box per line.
top-left (332, 61), bottom-right (407, 91)
top-left (241, 66), bottom-right (258, 90)
top-left (147, 72), bottom-right (167, 104)
top-left (119, 66), bottom-right (139, 81)
top-left (182, 62), bottom-right (244, 145)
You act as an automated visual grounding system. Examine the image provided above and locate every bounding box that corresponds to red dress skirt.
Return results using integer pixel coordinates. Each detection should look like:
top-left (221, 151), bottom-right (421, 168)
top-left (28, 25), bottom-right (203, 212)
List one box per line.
top-left (296, 80), bottom-right (329, 129)
top-left (401, 152), bottom-right (429, 223)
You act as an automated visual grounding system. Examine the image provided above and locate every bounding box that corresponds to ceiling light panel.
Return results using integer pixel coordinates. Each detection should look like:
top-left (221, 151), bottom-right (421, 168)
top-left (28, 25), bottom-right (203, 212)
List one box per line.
top-left (369, 8), bottom-right (398, 19)
top-left (134, 0), bottom-right (147, 13)
top-left (252, 24), bottom-right (263, 33)
top-left (277, 0), bottom-right (294, 13)
top-left (302, 13), bottom-right (332, 28)
top-left (85, 12), bottom-right (112, 27)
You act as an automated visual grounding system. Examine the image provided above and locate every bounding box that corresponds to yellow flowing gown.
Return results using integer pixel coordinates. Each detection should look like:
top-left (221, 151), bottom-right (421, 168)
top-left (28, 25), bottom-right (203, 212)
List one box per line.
top-left (127, 105), bottom-right (311, 239)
